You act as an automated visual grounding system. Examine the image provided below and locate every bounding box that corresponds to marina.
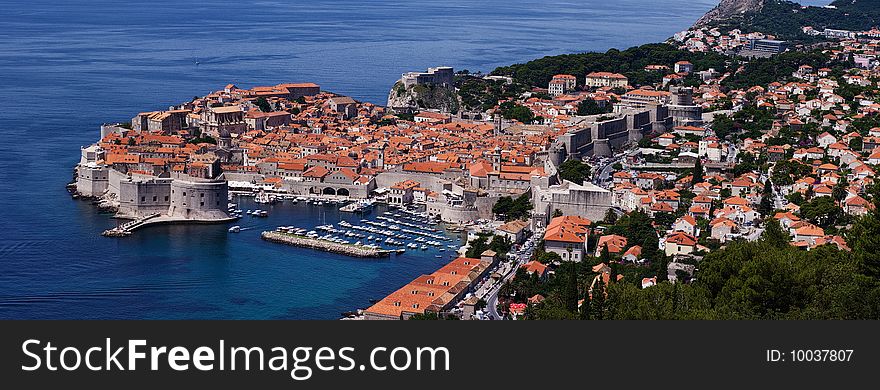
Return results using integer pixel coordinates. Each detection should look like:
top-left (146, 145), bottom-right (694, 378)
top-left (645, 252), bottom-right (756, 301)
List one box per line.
top-left (247, 196), bottom-right (462, 259)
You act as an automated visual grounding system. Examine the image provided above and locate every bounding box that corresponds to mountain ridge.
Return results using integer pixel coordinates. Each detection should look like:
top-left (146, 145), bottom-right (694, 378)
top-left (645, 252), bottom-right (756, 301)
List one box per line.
top-left (693, 0), bottom-right (766, 27)
top-left (693, 0), bottom-right (880, 40)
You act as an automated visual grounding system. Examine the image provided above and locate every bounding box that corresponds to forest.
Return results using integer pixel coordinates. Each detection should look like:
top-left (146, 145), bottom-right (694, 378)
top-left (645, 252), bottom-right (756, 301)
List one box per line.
top-left (490, 43), bottom-right (730, 90)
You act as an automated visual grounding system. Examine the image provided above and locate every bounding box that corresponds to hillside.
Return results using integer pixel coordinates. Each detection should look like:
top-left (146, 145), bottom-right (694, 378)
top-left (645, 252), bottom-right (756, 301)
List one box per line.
top-left (490, 43), bottom-right (730, 89)
top-left (694, 0), bottom-right (766, 27)
top-left (699, 0), bottom-right (880, 40)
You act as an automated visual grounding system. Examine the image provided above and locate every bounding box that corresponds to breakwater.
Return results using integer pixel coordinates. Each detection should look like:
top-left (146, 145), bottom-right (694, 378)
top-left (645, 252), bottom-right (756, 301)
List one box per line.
top-left (261, 231), bottom-right (393, 258)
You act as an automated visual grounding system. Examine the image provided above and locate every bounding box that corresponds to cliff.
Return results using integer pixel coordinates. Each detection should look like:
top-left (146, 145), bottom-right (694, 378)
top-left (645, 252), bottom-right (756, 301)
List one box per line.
top-left (386, 81), bottom-right (460, 114)
top-left (693, 0), bottom-right (765, 27)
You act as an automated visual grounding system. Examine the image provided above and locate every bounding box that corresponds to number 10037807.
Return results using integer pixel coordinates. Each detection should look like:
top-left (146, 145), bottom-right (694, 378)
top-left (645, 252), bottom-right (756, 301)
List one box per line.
top-left (767, 349), bottom-right (854, 362)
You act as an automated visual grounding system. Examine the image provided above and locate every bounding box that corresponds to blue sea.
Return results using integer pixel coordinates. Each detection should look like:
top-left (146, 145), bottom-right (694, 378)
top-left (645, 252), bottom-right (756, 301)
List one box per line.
top-left (0, 0), bottom-right (718, 319)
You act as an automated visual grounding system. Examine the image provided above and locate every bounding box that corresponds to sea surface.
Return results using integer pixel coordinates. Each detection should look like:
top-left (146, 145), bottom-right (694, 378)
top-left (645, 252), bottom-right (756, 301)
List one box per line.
top-left (0, 0), bottom-right (718, 319)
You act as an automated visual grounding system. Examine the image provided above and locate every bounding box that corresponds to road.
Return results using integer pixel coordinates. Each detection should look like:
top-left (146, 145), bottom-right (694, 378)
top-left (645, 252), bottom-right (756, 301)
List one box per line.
top-left (592, 155), bottom-right (624, 187)
top-left (479, 231), bottom-right (540, 320)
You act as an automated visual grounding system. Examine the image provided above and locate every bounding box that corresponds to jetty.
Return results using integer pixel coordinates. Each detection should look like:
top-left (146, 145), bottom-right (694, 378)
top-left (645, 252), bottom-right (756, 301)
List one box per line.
top-left (101, 213), bottom-right (238, 237)
top-left (101, 213), bottom-right (161, 237)
top-left (261, 231), bottom-right (393, 258)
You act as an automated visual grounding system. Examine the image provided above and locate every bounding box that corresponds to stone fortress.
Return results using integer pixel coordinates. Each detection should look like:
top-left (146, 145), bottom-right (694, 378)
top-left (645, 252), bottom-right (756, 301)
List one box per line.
top-left (77, 149), bottom-right (232, 222)
top-left (75, 116), bottom-right (234, 223)
top-left (400, 66), bottom-right (455, 88)
top-left (548, 85), bottom-right (701, 162)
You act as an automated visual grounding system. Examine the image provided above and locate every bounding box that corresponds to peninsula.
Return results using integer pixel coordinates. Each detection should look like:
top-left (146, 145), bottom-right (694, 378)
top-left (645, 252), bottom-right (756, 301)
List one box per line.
top-left (71, 0), bottom-right (880, 320)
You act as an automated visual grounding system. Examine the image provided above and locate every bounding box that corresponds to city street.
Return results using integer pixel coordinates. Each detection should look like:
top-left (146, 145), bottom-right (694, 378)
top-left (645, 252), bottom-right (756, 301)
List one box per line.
top-left (474, 231), bottom-right (541, 320)
top-left (593, 154), bottom-right (624, 187)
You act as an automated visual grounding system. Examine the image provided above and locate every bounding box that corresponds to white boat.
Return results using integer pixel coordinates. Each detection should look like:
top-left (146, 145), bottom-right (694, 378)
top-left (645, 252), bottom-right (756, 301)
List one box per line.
top-left (228, 226), bottom-right (241, 233)
top-left (255, 191), bottom-right (271, 204)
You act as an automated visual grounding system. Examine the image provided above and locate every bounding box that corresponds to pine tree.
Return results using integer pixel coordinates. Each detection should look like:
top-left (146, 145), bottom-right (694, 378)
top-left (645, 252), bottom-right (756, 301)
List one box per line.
top-left (579, 294), bottom-right (591, 320)
top-left (691, 159), bottom-right (704, 187)
top-left (759, 179), bottom-right (774, 215)
top-left (560, 261), bottom-right (579, 313)
top-left (591, 277), bottom-right (606, 320)
top-left (761, 218), bottom-right (789, 249)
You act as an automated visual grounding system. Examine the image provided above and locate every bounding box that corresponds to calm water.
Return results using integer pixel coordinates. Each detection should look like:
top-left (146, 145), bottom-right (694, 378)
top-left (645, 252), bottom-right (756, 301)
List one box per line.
top-left (0, 0), bottom-right (716, 319)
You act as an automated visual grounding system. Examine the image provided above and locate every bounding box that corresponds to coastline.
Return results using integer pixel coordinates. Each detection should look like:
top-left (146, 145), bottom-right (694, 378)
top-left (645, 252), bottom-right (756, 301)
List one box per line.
top-left (4, 0), bottom-right (727, 320)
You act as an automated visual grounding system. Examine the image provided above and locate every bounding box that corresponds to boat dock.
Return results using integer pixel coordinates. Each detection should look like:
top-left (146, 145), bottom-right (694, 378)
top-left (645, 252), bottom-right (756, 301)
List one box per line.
top-left (261, 231), bottom-right (395, 258)
top-left (102, 213), bottom-right (239, 237)
top-left (101, 213), bottom-right (161, 237)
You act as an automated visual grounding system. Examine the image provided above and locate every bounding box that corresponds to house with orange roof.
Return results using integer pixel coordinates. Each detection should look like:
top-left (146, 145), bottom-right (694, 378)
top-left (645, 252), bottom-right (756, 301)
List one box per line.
top-left (792, 223), bottom-right (825, 246)
top-left (812, 184), bottom-right (833, 198)
top-left (710, 217), bottom-right (737, 242)
top-left (657, 133), bottom-right (676, 147)
top-left (585, 72), bottom-right (628, 88)
top-left (389, 180), bottom-right (420, 205)
top-left (622, 245), bottom-right (643, 263)
top-left (521, 260), bottom-right (549, 279)
top-left (664, 232), bottom-right (697, 256)
top-left (672, 215), bottom-right (698, 236)
top-left (650, 201), bottom-right (676, 216)
top-left (544, 215), bottom-right (592, 262)
top-left (595, 234), bottom-right (628, 257)
top-left (844, 195), bottom-right (872, 216)
top-left (414, 111), bottom-right (451, 124)
top-left (689, 204), bottom-right (711, 220)
top-left (722, 196), bottom-right (750, 210)
top-left (774, 211), bottom-right (801, 229)
top-left (635, 172), bottom-right (665, 189)
top-left (548, 74), bottom-right (577, 96)
top-left (498, 219), bottom-right (530, 244)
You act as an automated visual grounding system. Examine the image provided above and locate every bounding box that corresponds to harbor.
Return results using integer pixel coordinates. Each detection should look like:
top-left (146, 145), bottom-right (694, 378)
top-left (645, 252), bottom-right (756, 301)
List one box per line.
top-left (224, 193), bottom-right (465, 258)
top-left (244, 195), bottom-right (463, 260)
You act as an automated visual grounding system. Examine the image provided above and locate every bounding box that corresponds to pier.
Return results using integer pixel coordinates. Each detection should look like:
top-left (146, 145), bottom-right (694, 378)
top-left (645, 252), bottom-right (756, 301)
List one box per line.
top-left (261, 231), bottom-right (394, 258)
top-left (101, 213), bottom-right (238, 237)
top-left (101, 213), bottom-right (161, 237)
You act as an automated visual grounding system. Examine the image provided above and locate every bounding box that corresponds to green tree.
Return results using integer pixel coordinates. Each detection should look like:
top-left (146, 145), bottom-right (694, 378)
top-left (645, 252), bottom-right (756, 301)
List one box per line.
top-left (691, 158), bottom-right (704, 187)
top-left (850, 210), bottom-right (880, 279)
top-left (590, 277), bottom-right (607, 320)
top-left (560, 261), bottom-right (580, 312)
top-left (849, 136), bottom-right (863, 151)
top-left (603, 209), bottom-right (618, 225)
top-left (500, 102), bottom-right (535, 123)
top-left (255, 97), bottom-right (272, 112)
top-left (492, 193), bottom-right (533, 221)
top-left (800, 196), bottom-right (843, 228)
top-left (558, 159), bottom-right (592, 184)
top-left (761, 218), bottom-right (789, 248)
top-left (759, 179), bottom-right (774, 215)
top-left (577, 99), bottom-right (611, 116)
